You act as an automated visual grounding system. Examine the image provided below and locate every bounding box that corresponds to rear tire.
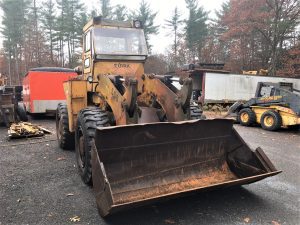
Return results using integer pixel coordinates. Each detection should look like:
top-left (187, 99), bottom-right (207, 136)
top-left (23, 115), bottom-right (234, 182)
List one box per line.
top-left (56, 103), bottom-right (75, 150)
top-left (238, 108), bottom-right (256, 126)
top-left (17, 103), bottom-right (28, 122)
top-left (75, 108), bottom-right (110, 185)
top-left (260, 110), bottom-right (282, 131)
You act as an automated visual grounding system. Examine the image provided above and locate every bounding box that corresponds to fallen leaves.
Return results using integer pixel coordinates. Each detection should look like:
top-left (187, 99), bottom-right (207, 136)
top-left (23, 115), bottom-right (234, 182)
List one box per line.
top-left (244, 217), bottom-right (250, 223)
top-left (272, 221), bottom-right (281, 225)
top-left (57, 157), bottom-right (66, 161)
top-left (70, 216), bottom-right (80, 222)
top-left (164, 219), bottom-right (176, 224)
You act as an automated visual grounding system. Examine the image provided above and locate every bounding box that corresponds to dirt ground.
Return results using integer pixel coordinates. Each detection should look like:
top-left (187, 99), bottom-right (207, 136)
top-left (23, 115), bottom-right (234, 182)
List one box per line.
top-left (0, 116), bottom-right (299, 225)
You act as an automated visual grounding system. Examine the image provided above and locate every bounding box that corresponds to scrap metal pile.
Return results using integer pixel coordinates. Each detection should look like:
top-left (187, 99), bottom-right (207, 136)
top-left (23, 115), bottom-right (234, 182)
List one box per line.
top-left (8, 122), bottom-right (51, 139)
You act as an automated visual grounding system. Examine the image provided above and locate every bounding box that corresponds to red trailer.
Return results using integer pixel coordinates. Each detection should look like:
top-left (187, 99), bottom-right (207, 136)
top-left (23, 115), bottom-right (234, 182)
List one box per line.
top-left (22, 67), bottom-right (77, 114)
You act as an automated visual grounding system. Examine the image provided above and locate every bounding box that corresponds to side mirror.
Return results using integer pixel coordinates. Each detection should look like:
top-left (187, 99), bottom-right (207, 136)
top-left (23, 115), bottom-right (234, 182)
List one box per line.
top-left (74, 66), bottom-right (82, 75)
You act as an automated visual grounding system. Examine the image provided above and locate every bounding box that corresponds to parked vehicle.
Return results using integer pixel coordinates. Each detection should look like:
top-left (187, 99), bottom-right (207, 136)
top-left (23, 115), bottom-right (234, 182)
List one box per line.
top-left (56, 17), bottom-right (280, 217)
top-left (22, 67), bottom-right (77, 114)
top-left (230, 82), bottom-right (300, 131)
top-left (186, 70), bottom-right (300, 105)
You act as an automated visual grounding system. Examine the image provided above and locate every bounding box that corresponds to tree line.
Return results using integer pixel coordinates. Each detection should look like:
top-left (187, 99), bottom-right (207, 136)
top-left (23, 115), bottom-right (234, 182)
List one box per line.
top-left (0, 0), bottom-right (88, 84)
top-left (0, 0), bottom-right (158, 84)
top-left (162, 0), bottom-right (300, 77)
top-left (0, 0), bottom-right (299, 85)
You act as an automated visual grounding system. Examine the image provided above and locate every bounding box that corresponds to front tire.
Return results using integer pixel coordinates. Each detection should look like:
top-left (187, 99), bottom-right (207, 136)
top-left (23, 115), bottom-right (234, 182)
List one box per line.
top-left (260, 110), bottom-right (282, 131)
top-left (238, 108), bottom-right (256, 126)
top-left (75, 108), bottom-right (110, 185)
top-left (56, 103), bottom-right (75, 150)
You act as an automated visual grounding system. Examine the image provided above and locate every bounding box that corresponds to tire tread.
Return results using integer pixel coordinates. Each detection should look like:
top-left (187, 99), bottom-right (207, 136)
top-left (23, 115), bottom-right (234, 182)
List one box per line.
top-left (75, 107), bottom-right (110, 185)
top-left (56, 103), bottom-right (75, 150)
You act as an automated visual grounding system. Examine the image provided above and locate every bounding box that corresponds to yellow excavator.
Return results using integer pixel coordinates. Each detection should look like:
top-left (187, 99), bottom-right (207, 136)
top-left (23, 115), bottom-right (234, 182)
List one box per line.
top-left (56, 17), bottom-right (281, 217)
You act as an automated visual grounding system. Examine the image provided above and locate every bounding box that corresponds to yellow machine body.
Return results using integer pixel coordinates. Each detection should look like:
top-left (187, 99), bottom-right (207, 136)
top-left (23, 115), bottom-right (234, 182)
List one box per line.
top-left (251, 106), bottom-right (300, 127)
top-left (57, 17), bottom-right (281, 217)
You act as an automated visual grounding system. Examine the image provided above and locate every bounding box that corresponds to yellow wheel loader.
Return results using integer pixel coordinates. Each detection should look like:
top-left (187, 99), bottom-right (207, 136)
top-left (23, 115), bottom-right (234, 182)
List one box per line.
top-left (56, 17), bottom-right (281, 217)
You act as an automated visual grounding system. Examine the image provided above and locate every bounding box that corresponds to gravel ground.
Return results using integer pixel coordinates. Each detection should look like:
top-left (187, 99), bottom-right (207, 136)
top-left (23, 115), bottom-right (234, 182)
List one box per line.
top-left (0, 117), bottom-right (299, 225)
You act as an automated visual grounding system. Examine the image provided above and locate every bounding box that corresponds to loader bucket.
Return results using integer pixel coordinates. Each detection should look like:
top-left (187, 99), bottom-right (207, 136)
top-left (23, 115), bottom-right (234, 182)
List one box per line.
top-left (91, 119), bottom-right (281, 217)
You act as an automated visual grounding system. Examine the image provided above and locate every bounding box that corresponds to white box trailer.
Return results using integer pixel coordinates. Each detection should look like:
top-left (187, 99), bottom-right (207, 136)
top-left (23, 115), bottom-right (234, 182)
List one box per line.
top-left (190, 72), bottom-right (300, 104)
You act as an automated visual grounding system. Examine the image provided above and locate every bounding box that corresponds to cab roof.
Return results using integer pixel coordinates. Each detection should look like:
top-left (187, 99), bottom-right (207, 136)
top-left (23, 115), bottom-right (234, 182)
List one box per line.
top-left (83, 16), bottom-right (139, 32)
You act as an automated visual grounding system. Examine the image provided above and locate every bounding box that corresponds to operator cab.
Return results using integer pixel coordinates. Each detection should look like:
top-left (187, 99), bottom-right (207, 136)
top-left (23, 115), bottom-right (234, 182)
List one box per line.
top-left (93, 26), bottom-right (148, 60)
top-left (82, 17), bottom-right (148, 74)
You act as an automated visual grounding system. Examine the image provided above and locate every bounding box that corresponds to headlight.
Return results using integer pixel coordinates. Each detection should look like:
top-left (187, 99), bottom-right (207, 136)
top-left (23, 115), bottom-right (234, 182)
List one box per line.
top-left (134, 20), bottom-right (142, 28)
top-left (87, 76), bottom-right (93, 83)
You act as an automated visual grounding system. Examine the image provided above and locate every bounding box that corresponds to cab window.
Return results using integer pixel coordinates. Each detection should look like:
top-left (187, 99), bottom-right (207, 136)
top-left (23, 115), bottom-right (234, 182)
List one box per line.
top-left (84, 31), bottom-right (91, 52)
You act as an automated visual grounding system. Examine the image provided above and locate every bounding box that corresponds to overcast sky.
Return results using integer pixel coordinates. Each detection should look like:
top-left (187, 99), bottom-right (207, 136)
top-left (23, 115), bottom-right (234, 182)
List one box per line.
top-left (0, 0), bottom-right (225, 53)
top-left (89, 0), bottom-right (226, 54)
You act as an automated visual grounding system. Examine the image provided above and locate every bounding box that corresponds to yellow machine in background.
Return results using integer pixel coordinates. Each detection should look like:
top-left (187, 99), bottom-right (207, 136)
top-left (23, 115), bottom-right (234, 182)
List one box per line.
top-left (55, 17), bottom-right (280, 217)
top-left (231, 82), bottom-right (300, 131)
top-left (242, 69), bottom-right (268, 76)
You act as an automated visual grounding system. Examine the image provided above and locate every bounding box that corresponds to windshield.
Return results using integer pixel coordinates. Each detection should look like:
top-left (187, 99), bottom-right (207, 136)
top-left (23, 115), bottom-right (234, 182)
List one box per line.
top-left (94, 27), bottom-right (148, 56)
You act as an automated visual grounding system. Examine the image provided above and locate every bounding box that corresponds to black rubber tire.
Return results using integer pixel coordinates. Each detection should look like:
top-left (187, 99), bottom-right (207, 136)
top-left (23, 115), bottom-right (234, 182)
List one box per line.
top-left (17, 103), bottom-right (28, 122)
top-left (238, 108), bottom-right (256, 126)
top-left (260, 110), bottom-right (282, 131)
top-left (190, 105), bottom-right (206, 120)
top-left (56, 103), bottom-right (75, 150)
top-left (2, 111), bottom-right (11, 128)
top-left (75, 107), bottom-right (110, 185)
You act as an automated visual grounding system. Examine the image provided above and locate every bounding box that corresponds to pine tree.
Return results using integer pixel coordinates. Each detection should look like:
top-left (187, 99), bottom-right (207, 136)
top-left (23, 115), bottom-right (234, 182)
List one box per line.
top-left (30, 0), bottom-right (42, 66)
top-left (55, 0), bottom-right (86, 67)
top-left (215, 1), bottom-right (230, 35)
top-left (0, 0), bottom-right (30, 84)
top-left (133, 0), bottom-right (159, 51)
top-left (41, 0), bottom-right (56, 64)
top-left (207, 0), bottom-right (230, 63)
top-left (67, 0), bottom-right (82, 66)
top-left (113, 4), bottom-right (128, 21)
top-left (100, 0), bottom-right (112, 19)
top-left (165, 7), bottom-right (183, 65)
top-left (56, 0), bottom-right (67, 66)
top-left (185, 0), bottom-right (208, 61)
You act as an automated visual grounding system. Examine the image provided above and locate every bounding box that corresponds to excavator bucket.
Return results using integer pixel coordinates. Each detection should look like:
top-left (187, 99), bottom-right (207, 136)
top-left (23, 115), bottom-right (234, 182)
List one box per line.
top-left (91, 119), bottom-right (281, 217)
